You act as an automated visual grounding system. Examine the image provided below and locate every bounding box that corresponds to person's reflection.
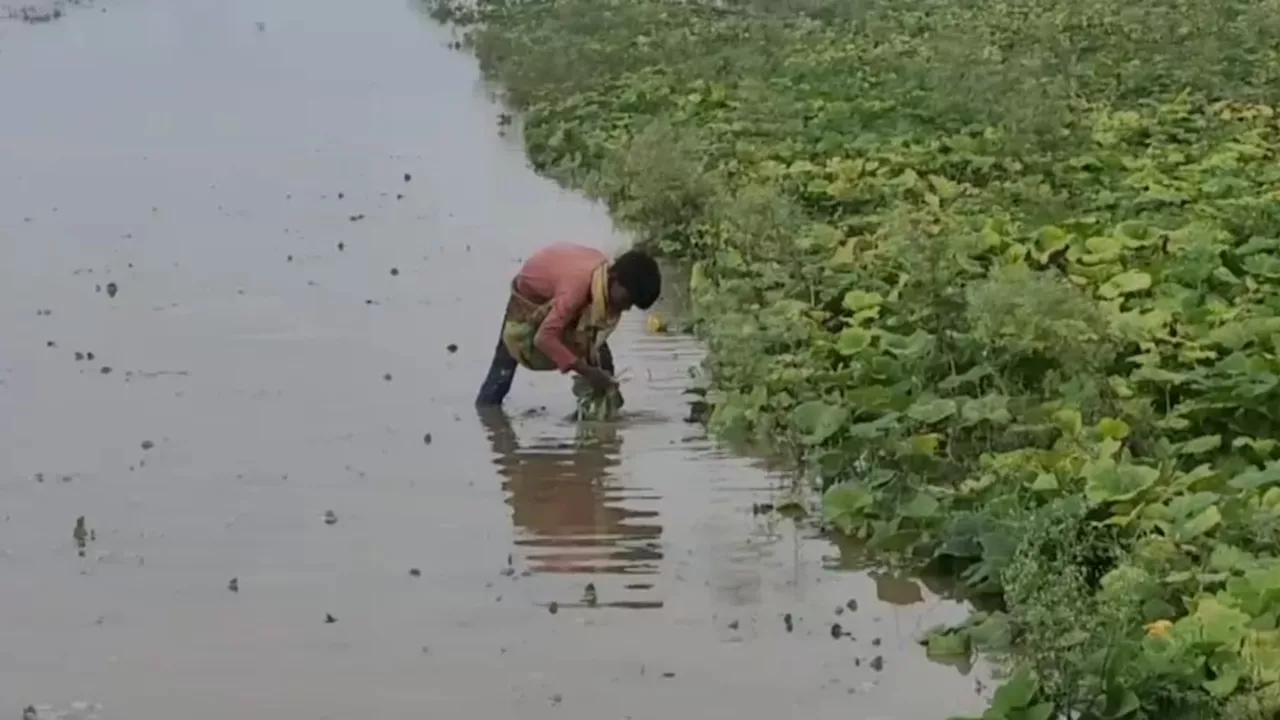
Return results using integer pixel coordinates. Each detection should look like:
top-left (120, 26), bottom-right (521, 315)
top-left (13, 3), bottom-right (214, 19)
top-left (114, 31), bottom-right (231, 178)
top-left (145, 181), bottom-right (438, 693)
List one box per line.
top-left (478, 408), bottom-right (663, 579)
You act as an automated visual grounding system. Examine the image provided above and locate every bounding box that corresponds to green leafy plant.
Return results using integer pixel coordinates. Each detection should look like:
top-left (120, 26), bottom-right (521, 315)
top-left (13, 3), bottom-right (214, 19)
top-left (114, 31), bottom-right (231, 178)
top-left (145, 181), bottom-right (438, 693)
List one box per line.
top-left (430, 0), bottom-right (1280, 714)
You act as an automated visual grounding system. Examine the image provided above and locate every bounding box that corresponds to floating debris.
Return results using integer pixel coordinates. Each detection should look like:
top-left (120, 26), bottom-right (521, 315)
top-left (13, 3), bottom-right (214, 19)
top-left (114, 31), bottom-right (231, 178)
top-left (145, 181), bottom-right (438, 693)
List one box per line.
top-left (662, 672), bottom-right (676, 679)
top-left (74, 352), bottom-right (84, 361)
top-left (409, 568), bottom-right (421, 578)
top-left (337, 192), bottom-right (344, 199)
top-left (141, 440), bottom-right (154, 451)
top-left (106, 282), bottom-right (118, 298)
top-left (337, 242), bottom-right (345, 251)
top-left (348, 214), bottom-right (365, 222)
top-left (423, 433), bottom-right (432, 445)
top-left (383, 373), bottom-right (392, 382)
top-left (228, 577), bottom-right (239, 593)
top-left (446, 343), bottom-right (458, 354)
top-left (324, 510), bottom-right (338, 525)
top-left (23, 706), bottom-right (36, 720)
top-left (325, 613), bottom-right (337, 624)
top-left (846, 598), bottom-right (859, 613)
top-left (73, 516), bottom-right (89, 557)
top-left (869, 656), bottom-right (885, 671)
top-left (390, 267), bottom-right (399, 276)
top-left (255, 20), bottom-right (265, 31)
top-left (100, 367), bottom-right (112, 375)
top-left (403, 172), bottom-right (412, 182)
top-left (583, 583), bottom-right (598, 607)
top-left (727, 620), bottom-right (740, 630)
top-left (871, 637), bottom-right (882, 646)
top-left (783, 612), bottom-right (794, 633)
top-left (830, 622), bottom-right (844, 639)
top-left (548, 601), bottom-right (559, 615)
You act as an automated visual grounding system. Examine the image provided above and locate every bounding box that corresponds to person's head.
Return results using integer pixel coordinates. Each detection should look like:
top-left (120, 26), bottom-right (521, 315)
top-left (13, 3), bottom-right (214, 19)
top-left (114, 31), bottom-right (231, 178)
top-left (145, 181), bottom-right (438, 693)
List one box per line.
top-left (607, 249), bottom-right (661, 313)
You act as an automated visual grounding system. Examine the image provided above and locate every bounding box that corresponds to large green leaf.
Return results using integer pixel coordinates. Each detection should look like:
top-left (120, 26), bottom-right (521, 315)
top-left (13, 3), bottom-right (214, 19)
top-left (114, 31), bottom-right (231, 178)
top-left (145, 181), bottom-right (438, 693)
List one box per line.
top-left (1085, 459), bottom-right (1161, 504)
top-left (836, 326), bottom-right (874, 355)
top-left (988, 666), bottom-right (1039, 713)
top-left (1098, 269), bottom-right (1153, 299)
top-left (960, 393), bottom-right (1012, 427)
top-left (842, 290), bottom-right (883, 312)
top-left (901, 492), bottom-right (941, 519)
top-left (1178, 434), bottom-right (1222, 455)
top-left (791, 400), bottom-right (848, 445)
top-left (907, 398), bottom-right (958, 424)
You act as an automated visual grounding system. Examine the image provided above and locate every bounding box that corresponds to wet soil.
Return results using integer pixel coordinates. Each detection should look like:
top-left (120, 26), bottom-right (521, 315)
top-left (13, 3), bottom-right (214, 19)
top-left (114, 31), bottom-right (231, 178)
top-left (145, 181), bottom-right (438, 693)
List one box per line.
top-left (0, 0), bottom-right (990, 717)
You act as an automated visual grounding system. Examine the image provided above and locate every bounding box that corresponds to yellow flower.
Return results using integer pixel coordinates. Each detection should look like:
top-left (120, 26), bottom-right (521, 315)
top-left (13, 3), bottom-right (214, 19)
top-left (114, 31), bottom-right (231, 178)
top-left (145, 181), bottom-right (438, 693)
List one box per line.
top-left (1145, 619), bottom-right (1173, 639)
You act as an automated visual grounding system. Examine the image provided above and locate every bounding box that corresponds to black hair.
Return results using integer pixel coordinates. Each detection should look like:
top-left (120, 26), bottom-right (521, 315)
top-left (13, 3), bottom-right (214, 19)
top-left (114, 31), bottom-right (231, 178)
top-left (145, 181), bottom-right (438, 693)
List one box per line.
top-left (611, 249), bottom-right (662, 310)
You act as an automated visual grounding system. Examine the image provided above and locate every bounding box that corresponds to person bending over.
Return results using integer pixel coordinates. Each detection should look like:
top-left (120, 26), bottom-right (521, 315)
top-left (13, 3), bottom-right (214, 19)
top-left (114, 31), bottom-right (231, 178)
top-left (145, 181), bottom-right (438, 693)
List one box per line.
top-left (475, 243), bottom-right (661, 407)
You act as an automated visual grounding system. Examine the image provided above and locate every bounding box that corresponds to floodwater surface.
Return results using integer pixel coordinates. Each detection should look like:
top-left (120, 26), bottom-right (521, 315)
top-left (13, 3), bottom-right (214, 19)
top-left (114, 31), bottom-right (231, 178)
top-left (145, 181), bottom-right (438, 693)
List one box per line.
top-left (0, 1), bottom-right (991, 718)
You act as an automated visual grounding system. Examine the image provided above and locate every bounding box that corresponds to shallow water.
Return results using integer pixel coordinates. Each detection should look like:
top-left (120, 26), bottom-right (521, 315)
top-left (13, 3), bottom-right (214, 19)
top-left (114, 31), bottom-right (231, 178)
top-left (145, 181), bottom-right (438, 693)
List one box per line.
top-left (0, 1), bottom-right (991, 717)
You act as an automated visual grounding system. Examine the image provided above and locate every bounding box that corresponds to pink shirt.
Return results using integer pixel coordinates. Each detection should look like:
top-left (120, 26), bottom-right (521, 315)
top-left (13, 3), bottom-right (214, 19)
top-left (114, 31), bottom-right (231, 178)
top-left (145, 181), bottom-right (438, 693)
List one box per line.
top-left (513, 243), bottom-right (608, 372)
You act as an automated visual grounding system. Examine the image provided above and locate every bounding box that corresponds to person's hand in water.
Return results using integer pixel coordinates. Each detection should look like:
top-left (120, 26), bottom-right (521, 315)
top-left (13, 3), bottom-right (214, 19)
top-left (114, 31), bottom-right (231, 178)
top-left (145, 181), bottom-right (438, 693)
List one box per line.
top-left (573, 359), bottom-right (616, 393)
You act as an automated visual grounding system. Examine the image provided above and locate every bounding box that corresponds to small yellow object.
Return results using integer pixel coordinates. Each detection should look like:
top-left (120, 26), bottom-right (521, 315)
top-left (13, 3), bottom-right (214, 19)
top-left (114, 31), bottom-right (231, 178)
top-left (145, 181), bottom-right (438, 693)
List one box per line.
top-left (1145, 619), bottom-right (1173, 639)
top-left (646, 313), bottom-right (666, 334)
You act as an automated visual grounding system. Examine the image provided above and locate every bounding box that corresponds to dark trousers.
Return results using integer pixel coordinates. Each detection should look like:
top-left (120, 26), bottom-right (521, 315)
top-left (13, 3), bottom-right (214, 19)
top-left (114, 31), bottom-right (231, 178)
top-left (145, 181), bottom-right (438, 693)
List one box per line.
top-left (475, 323), bottom-right (613, 406)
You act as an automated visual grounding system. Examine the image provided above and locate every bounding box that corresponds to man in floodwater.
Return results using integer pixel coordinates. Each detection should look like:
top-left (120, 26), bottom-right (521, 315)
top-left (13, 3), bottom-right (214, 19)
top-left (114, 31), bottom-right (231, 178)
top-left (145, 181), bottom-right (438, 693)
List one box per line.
top-left (475, 243), bottom-right (662, 407)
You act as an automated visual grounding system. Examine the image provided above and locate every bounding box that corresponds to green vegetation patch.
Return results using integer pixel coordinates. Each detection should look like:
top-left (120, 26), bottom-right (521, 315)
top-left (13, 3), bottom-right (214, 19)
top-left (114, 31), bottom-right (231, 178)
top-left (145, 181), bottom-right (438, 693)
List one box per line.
top-left (431, 0), bottom-right (1280, 716)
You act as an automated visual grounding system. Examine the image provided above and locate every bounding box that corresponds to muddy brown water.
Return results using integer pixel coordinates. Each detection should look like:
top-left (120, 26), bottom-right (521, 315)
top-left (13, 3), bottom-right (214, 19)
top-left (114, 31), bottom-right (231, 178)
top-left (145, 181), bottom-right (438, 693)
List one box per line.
top-left (0, 1), bottom-right (992, 718)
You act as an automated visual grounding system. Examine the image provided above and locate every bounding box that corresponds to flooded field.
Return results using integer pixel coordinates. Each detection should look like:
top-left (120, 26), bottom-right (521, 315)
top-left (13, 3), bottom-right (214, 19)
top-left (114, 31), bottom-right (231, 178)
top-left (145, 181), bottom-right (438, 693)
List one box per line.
top-left (0, 0), bottom-right (990, 717)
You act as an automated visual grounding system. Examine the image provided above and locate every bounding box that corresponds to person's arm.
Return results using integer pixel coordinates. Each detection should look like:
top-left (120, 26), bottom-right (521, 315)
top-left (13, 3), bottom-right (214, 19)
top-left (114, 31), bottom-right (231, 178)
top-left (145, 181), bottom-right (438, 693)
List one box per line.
top-left (534, 284), bottom-right (590, 374)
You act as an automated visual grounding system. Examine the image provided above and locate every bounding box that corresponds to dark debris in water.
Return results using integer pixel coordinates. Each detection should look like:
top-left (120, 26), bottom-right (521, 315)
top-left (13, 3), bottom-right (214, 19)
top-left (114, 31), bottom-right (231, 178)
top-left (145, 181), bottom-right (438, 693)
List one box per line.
top-left (783, 612), bottom-right (794, 633)
top-left (869, 655), bottom-right (885, 671)
top-left (403, 172), bottom-right (412, 182)
top-left (348, 214), bottom-right (365, 222)
top-left (72, 516), bottom-right (89, 557)
top-left (390, 267), bottom-right (399, 276)
top-left (228, 577), bottom-right (239, 593)
top-left (409, 568), bottom-right (421, 577)
top-left (548, 601), bottom-right (559, 615)
top-left (446, 343), bottom-right (458, 354)
top-left (324, 510), bottom-right (338, 525)
top-left (383, 373), bottom-right (392, 382)
top-left (325, 613), bottom-right (337, 624)
top-left (140, 440), bottom-right (154, 451)
top-left (5, 4), bottom-right (63, 23)
top-left (423, 433), bottom-right (432, 445)
top-left (105, 282), bottom-right (118, 298)
top-left (830, 622), bottom-right (844, 639)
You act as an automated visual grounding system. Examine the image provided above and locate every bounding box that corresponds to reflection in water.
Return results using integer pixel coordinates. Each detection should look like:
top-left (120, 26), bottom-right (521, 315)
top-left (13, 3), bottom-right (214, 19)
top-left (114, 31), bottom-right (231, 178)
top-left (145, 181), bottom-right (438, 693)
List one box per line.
top-left (479, 409), bottom-right (664, 608)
